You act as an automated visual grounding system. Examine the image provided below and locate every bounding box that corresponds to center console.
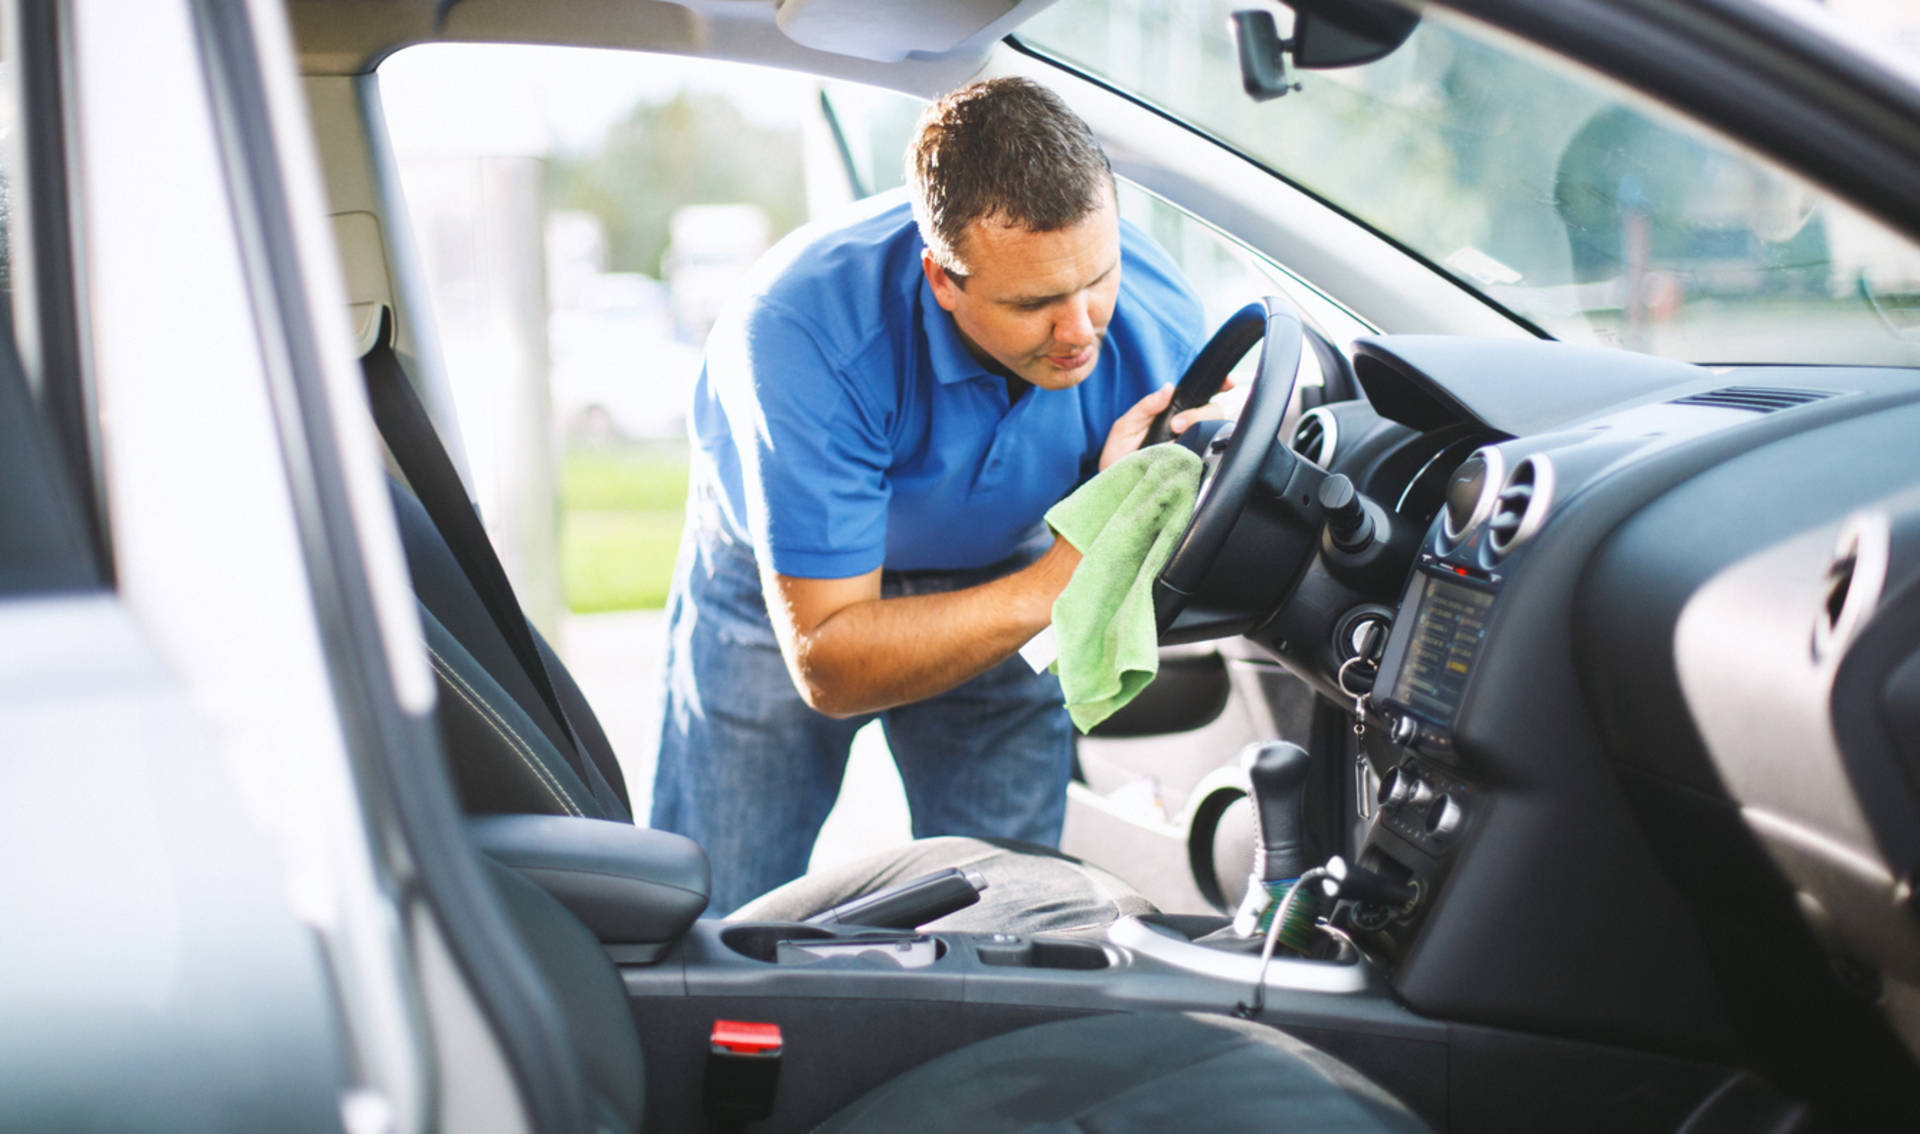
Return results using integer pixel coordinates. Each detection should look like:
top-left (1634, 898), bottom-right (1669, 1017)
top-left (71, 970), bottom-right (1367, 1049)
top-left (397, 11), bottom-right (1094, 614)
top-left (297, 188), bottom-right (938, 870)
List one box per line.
top-left (467, 810), bottom-right (1443, 1132)
top-left (1342, 548), bottom-right (1500, 960)
top-left (620, 913), bottom-right (1440, 1134)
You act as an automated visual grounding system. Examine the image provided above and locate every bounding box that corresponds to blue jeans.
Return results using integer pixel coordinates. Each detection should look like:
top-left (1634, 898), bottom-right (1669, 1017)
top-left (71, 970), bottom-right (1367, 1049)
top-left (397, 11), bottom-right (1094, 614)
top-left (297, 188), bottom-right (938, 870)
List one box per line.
top-left (650, 523), bottom-right (1073, 915)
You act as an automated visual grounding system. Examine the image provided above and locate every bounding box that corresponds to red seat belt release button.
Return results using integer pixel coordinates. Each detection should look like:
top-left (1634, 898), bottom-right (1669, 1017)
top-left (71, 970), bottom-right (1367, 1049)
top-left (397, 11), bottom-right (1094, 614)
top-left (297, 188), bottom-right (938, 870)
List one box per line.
top-left (705, 1020), bottom-right (783, 1128)
top-left (710, 1020), bottom-right (783, 1056)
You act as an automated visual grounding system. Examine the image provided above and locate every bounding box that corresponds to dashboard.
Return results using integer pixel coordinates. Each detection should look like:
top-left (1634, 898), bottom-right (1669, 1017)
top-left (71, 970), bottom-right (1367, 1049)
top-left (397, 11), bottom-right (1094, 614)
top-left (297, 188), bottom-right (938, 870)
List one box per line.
top-left (1250, 332), bottom-right (1920, 1110)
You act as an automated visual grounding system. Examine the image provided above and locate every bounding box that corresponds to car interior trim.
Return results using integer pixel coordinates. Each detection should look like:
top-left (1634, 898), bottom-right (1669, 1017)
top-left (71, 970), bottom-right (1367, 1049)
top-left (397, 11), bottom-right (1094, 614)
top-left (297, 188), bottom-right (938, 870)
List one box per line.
top-left (13, 0), bottom-right (111, 578)
top-left (191, 2), bottom-right (589, 1131)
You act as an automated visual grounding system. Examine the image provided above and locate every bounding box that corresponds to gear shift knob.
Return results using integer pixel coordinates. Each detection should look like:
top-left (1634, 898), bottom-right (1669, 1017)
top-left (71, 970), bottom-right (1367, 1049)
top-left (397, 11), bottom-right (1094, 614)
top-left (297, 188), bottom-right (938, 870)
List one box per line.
top-left (1243, 741), bottom-right (1311, 883)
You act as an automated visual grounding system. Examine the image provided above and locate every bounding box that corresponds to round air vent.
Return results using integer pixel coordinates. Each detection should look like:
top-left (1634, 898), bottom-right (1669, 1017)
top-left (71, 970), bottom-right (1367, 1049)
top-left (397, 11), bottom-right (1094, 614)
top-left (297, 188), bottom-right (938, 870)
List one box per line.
top-left (1439, 446), bottom-right (1504, 551)
top-left (1486, 454), bottom-right (1555, 560)
top-left (1291, 407), bottom-right (1338, 468)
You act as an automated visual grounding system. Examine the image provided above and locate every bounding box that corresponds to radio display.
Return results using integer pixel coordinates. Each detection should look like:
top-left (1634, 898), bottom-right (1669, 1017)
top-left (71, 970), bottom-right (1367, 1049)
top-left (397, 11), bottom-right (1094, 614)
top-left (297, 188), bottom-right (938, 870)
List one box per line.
top-left (1387, 574), bottom-right (1495, 725)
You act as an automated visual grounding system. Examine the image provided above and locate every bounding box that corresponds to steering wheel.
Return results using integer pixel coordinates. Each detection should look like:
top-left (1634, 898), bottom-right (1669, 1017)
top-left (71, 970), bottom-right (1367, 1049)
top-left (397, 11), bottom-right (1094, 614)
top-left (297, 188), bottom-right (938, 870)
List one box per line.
top-left (1150, 297), bottom-right (1308, 634)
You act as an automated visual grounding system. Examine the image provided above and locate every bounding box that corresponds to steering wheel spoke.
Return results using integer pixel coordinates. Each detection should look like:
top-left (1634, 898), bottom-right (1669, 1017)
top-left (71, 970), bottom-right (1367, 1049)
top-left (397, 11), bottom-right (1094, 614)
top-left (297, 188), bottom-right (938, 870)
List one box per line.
top-left (1153, 298), bottom-right (1326, 641)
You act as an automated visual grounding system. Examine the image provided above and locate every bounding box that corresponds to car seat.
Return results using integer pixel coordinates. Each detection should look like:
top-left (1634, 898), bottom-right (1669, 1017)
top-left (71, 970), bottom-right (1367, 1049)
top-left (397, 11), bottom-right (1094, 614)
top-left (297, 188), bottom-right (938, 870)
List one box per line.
top-left (360, 310), bottom-right (1156, 932)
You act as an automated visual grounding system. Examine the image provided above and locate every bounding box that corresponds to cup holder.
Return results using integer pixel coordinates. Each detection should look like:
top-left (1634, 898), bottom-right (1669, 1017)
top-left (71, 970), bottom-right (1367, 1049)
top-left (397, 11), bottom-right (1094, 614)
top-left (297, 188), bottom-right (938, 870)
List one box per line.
top-left (721, 922), bottom-right (947, 968)
top-left (976, 936), bottom-right (1112, 971)
top-left (721, 923), bottom-right (836, 963)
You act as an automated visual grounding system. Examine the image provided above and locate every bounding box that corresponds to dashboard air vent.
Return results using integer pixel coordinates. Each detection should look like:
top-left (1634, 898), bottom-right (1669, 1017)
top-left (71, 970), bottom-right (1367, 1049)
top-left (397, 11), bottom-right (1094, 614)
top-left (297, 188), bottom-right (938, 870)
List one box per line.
top-left (1813, 510), bottom-right (1889, 662)
top-left (1486, 455), bottom-right (1554, 559)
top-left (1291, 407), bottom-right (1337, 468)
top-left (1670, 386), bottom-right (1837, 413)
top-left (1439, 447), bottom-right (1502, 552)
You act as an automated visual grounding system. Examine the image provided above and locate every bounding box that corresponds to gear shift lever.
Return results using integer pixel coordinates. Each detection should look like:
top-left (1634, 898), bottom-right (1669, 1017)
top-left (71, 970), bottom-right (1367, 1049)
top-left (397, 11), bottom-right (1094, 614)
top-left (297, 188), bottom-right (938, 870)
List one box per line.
top-left (1231, 742), bottom-right (1315, 943)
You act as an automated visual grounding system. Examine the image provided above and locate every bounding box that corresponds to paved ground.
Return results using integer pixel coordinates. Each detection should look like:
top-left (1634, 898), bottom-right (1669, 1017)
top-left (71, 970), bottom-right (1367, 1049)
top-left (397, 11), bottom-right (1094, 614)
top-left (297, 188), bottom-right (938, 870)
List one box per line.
top-left (558, 609), bottom-right (912, 873)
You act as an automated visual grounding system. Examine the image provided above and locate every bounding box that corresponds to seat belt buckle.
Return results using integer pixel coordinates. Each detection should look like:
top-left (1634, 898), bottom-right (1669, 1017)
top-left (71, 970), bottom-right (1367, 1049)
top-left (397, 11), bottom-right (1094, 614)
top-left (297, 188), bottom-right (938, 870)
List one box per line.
top-left (705, 1020), bottom-right (782, 1129)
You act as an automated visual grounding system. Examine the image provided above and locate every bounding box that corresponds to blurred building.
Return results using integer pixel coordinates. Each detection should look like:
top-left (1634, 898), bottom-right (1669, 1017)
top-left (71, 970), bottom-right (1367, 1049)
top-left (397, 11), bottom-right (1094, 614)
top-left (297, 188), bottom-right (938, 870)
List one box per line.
top-left (662, 204), bottom-right (772, 346)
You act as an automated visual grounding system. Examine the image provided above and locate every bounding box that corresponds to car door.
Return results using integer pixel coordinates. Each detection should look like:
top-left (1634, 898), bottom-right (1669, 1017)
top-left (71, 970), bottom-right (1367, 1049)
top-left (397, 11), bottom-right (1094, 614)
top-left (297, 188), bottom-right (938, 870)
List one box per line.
top-left (0, 2), bottom-right (353, 1127)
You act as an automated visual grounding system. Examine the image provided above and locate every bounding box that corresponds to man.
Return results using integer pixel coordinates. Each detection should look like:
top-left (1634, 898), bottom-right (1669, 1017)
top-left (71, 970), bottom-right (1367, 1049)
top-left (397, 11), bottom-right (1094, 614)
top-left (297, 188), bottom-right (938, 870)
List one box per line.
top-left (653, 77), bottom-right (1211, 914)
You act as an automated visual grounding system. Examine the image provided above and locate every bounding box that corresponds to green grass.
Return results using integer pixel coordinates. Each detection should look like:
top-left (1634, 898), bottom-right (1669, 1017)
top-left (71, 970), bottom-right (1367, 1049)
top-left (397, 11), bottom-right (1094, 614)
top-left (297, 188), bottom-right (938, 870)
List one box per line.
top-left (563, 450), bottom-right (690, 511)
top-left (560, 448), bottom-right (689, 612)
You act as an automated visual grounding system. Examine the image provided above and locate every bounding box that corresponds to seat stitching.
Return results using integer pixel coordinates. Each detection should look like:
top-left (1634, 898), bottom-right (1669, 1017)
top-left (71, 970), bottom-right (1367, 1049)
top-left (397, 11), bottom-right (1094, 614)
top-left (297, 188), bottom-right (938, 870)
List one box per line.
top-left (430, 649), bottom-right (582, 817)
top-left (428, 645), bottom-right (583, 817)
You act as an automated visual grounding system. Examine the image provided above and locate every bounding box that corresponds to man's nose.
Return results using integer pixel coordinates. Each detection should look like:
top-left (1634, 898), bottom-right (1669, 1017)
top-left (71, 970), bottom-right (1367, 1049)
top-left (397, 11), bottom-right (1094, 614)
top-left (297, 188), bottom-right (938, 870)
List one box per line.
top-left (1055, 295), bottom-right (1095, 346)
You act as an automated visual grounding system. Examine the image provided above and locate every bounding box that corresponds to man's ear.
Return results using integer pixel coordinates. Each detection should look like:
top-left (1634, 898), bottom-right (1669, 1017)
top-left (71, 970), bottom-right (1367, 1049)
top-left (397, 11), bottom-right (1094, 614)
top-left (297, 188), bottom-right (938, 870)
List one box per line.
top-left (923, 250), bottom-right (962, 313)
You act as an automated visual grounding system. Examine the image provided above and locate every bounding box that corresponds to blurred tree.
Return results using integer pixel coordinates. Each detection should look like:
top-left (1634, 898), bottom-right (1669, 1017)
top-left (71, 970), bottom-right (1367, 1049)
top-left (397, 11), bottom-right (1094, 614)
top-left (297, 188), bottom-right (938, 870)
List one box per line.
top-left (549, 91), bottom-right (807, 277)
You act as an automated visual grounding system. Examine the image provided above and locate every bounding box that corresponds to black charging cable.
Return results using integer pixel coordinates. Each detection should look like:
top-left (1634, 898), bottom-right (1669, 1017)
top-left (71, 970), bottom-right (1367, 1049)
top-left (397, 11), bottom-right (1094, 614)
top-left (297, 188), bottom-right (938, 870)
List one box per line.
top-left (1231, 856), bottom-right (1420, 1019)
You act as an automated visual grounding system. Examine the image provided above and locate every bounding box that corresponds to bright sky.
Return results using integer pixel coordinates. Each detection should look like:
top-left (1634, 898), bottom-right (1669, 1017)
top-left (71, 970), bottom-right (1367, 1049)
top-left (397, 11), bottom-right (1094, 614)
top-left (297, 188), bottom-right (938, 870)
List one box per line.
top-left (378, 43), bottom-right (821, 158)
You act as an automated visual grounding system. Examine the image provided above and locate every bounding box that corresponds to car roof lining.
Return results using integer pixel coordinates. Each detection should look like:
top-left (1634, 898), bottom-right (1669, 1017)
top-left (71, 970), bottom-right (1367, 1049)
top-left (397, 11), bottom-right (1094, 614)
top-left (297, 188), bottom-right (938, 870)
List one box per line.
top-left (288, 0), bottom-right (1047, 94)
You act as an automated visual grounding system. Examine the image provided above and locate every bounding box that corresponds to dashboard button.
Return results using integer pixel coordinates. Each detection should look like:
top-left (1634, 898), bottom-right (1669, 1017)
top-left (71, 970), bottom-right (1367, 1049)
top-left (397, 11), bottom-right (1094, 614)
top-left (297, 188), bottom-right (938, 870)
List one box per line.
top-left (1425, 796), bottom-right (1464, 839)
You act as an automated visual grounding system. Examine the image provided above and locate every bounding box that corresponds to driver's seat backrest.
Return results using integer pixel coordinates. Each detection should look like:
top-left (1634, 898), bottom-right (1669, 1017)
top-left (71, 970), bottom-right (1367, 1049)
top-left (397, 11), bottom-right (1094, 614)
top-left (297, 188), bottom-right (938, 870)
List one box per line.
top-left (391, 474), bottom-right (630, 821)
top-left (359, 314), bottom-right (632, 822)
top-left (413, 569), bottom-right (599, 817)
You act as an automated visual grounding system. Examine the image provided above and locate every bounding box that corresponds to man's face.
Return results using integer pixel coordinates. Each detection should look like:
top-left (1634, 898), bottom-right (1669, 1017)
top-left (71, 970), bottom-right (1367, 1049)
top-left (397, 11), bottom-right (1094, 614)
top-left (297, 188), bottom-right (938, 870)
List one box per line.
top-left (923, 185), bottom-right (1122, 391)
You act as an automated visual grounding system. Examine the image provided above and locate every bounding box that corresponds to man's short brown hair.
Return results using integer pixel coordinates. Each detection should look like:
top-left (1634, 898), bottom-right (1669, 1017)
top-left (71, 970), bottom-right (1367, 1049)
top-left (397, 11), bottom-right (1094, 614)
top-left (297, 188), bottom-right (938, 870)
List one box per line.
top-left (907, 77), bottom-right (1114, 282)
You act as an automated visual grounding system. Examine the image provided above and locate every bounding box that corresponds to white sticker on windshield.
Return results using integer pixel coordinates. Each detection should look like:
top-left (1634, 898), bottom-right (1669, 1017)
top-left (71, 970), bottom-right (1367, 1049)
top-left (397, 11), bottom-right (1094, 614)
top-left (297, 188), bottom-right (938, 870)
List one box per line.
top-left (1445, 246), bottom-right (1524, 286)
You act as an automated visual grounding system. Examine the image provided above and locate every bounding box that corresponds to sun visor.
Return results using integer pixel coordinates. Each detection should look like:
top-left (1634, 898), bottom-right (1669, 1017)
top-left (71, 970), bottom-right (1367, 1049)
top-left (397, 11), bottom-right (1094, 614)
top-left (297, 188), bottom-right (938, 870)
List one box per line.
top-left (776, 0), bottom-right (1032, 62)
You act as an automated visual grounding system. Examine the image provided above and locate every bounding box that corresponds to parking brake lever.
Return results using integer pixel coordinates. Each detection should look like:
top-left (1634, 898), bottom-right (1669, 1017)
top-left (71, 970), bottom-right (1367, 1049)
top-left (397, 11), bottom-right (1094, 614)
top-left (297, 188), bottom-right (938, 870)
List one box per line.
top-left (803, 867), bottom-right (987, 930)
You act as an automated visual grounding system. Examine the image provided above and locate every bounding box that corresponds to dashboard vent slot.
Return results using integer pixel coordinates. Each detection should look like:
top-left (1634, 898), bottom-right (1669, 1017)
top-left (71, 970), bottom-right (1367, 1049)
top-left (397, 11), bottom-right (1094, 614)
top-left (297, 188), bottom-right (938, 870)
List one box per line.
top-left (1291, 407), bottom-right (1336, 468)
top-left (1670, 386), bottom-right (1836, 413)
top-left (1813, 511), bottom-right (1890, 662)
top-left (1486, 455), bottom-right (1554, 559)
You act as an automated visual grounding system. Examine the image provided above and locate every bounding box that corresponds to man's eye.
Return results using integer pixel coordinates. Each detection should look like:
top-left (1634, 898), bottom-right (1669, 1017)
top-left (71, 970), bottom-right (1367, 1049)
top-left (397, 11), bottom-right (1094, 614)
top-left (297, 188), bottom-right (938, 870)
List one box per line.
top-left (1015, 301), bottom-right (1051, 313)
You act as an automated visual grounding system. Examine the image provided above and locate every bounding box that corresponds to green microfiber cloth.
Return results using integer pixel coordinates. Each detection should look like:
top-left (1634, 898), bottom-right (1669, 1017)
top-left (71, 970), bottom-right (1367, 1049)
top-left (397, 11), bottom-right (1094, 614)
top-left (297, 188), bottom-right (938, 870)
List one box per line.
top-left (1045, 444), bottom-right (1203, 732)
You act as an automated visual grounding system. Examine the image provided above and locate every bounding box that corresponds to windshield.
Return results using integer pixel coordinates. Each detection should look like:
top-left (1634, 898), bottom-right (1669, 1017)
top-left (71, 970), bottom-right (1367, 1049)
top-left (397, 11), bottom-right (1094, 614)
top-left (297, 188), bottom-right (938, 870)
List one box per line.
top-left (1018, 0), bottom-right (1920, 366)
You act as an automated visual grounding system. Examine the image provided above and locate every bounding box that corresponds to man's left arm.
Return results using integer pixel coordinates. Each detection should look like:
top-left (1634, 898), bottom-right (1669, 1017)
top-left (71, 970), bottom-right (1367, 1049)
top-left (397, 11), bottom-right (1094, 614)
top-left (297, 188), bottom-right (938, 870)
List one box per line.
top-left (765, 384), bottom-right (1212, 717)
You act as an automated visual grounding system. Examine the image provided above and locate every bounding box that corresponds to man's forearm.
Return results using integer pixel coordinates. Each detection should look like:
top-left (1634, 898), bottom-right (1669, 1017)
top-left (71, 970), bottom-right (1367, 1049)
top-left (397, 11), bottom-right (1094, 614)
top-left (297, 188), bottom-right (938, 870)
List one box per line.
top-left (775, 540), bottom-right (1080, 718)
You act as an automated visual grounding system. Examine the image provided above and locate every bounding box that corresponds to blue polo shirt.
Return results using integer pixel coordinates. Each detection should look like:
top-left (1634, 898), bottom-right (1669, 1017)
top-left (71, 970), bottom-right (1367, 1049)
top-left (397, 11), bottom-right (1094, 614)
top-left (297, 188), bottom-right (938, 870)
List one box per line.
top-left (687, 192), bottom-right (1204, 578)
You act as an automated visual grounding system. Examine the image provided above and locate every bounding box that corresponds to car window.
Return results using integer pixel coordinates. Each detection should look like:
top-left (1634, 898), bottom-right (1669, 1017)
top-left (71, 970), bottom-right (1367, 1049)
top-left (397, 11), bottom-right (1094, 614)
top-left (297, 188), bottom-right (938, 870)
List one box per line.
top-left (1114, 180), bottom-right (1347, 407)
top-left (1018, 0), bottom-right (1920, 366)
top-left (827, 82), bottom-right (1343, 403)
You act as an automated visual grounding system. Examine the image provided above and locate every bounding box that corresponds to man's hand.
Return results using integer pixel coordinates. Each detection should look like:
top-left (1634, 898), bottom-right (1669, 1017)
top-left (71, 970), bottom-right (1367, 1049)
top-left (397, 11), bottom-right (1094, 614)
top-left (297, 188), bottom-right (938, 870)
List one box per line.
top-left (766, 536), bottom-right (1084, 718)
top-left (1098, 380), bottom-right (1234, 471)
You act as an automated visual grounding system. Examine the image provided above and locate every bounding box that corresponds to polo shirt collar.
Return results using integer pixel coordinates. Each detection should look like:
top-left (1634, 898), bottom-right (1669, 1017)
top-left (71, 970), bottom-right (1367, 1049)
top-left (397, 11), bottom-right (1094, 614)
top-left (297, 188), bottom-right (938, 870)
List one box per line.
top-left (920, 276), bottom-right (996, 386)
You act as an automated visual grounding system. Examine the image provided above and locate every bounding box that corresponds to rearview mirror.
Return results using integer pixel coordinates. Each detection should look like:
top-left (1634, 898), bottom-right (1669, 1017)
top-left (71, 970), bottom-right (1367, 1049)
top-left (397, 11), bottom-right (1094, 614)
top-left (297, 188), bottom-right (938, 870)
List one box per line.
top-left (1232, 0), bottom-right (1420, 101)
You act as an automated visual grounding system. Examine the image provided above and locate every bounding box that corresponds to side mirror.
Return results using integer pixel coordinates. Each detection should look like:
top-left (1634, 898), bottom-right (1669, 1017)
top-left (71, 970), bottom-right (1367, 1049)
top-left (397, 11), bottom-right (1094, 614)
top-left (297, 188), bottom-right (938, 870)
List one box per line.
top-left (1232, 1), bottom-right (1420, 101)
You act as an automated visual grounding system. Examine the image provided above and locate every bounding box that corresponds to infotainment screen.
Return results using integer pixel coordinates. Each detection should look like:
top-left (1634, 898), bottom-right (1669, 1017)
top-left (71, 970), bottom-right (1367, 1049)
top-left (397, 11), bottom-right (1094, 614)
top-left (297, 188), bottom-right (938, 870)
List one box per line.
top-left (1383, 573), bottom-right (1495, 726)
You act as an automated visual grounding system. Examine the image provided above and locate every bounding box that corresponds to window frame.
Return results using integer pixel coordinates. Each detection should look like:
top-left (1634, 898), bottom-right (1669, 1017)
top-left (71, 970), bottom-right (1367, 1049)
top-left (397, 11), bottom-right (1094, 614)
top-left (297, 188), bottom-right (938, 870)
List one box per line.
top-left (7, 0), bottom-right (111, 580)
